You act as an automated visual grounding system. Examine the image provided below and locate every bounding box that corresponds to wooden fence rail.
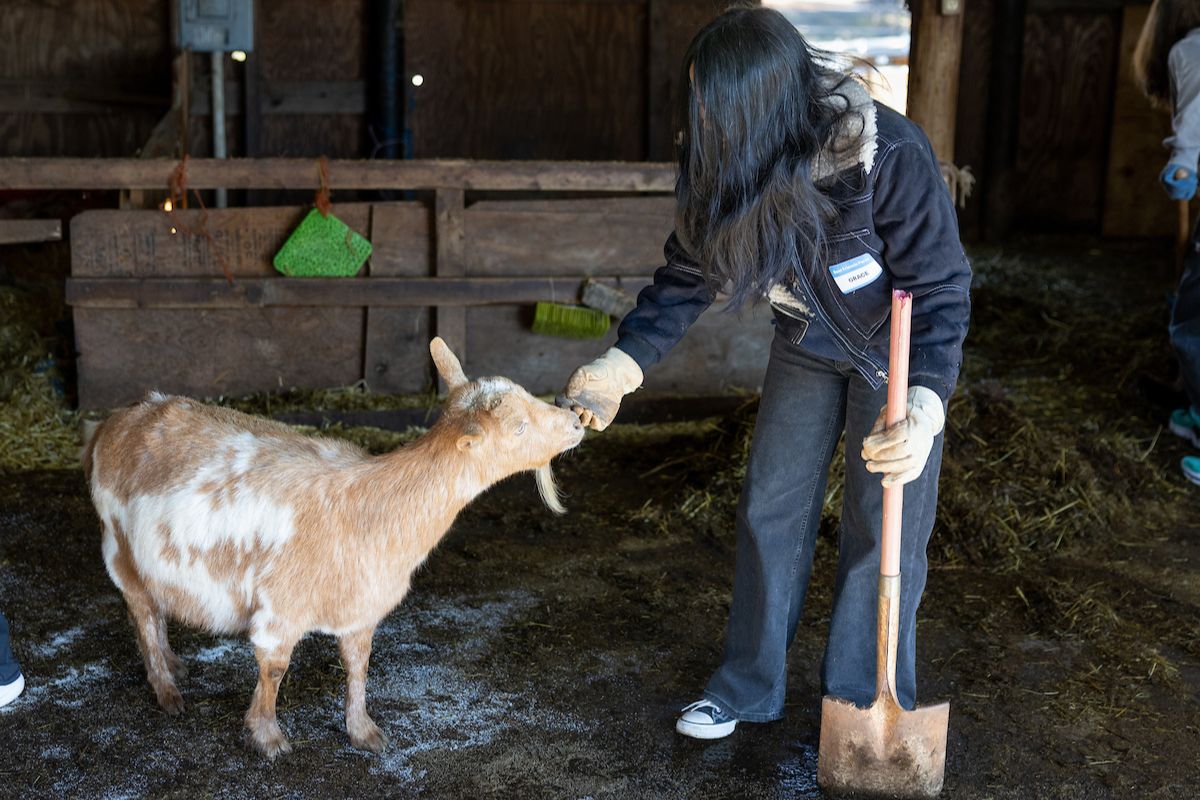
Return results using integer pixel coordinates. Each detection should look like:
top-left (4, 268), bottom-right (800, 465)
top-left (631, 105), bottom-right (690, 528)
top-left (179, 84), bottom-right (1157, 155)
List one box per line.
top-left (0, 157), bottom-right (676, 192)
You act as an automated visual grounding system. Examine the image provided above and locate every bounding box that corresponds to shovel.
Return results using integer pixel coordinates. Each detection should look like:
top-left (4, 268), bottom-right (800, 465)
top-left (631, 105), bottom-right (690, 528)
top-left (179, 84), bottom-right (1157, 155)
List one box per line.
top-left (817, 290), bottom-right (950, 798)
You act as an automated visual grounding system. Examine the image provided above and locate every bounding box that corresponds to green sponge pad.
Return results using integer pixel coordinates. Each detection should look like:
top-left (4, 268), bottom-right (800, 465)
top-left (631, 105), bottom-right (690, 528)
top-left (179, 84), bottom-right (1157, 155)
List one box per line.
top-left (273, 208), bottom-right (373, 277)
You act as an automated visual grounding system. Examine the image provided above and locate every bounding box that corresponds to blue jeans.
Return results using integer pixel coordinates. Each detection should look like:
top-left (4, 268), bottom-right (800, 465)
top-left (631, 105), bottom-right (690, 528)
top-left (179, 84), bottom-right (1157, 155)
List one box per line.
top-left (1172, 230), bottom-right (1200, 409)
top-left (0, 611), bottom-right (20, 684)
top-left (703, 333), bottom-right (943, 721)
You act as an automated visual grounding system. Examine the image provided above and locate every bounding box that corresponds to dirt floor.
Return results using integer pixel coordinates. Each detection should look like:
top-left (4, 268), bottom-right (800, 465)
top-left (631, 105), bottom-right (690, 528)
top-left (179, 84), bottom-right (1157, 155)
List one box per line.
top-left (1, 237), bottom-right (1199, 799)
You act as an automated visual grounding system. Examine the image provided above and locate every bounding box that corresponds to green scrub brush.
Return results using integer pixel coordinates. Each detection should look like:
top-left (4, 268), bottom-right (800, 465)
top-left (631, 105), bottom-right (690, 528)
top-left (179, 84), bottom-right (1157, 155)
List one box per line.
top-left (531, 302), bottom-right (610, 339)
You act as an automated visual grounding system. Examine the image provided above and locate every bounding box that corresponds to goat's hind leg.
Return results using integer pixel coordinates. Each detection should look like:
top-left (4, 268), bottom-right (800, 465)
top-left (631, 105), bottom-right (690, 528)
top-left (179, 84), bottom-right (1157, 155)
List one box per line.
top-left (155, 613), bottom-right (187, 681)
top-left (245, 636), bottom-right (297, 759)
top-left (105, 524), bottom-right (184, 714)
top-left (339, 627), bottom-right (388, 753)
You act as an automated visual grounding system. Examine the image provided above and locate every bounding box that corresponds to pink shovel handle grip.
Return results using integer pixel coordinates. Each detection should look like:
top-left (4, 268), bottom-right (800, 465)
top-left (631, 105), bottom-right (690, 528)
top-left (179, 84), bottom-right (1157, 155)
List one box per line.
top-left (880, 291), bottom-right (912, 578)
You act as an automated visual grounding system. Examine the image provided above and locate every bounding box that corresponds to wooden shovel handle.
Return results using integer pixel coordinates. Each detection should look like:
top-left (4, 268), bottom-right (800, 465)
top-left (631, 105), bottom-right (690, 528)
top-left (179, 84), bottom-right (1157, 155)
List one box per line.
top-left (880, 291), bottom-right (913, 579)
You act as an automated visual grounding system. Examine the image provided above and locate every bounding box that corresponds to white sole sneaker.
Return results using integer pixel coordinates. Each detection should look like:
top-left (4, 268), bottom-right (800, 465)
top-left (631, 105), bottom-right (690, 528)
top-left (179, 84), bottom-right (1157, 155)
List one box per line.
top-left (0, 674), bottom-right (24, 708)
top-left (675, 700), bottom-right (739, 740)
top-left (1169, 419), bottom-right (1200, 449)
top-left (676, 715), bottom-right (737, 739)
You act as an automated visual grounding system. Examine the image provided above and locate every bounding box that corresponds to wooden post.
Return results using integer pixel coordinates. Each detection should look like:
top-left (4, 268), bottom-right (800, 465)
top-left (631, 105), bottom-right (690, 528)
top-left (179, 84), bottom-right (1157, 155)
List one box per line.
top-left (434, 187), bottom-right (467, 388)
top-left (907, 0), bottom-right (965, 163)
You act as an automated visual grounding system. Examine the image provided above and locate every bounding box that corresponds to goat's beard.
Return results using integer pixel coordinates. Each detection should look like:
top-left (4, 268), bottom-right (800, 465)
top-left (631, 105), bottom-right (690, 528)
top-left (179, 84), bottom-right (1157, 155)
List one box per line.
top-left (535, 462), bottom-right (565, 515)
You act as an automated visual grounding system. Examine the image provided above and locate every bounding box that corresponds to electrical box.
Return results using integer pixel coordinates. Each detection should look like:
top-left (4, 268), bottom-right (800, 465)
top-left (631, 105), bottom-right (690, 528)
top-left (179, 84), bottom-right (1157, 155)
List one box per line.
top-left (174, 0), bottom-right (254, 52)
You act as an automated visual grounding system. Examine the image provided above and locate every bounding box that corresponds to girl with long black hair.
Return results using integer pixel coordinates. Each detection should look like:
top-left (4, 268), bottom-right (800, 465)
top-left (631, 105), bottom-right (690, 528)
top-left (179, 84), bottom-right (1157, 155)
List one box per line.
top-left (561, 5), bottom-right (970, 739)
top-left (1135, 0), bottom-right (1200, 485)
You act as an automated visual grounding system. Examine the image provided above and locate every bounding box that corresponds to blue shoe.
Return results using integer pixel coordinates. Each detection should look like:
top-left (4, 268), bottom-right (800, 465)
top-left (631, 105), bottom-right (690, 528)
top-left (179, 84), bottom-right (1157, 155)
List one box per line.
top-left (1183, 456), bottom-right (1200, 486)
top-left (1169, 407), bottom-right (1200, 448)
top-left (0, 673), bottom-right (24, 708)
top-left (676, 699), bottom-right (738, 739)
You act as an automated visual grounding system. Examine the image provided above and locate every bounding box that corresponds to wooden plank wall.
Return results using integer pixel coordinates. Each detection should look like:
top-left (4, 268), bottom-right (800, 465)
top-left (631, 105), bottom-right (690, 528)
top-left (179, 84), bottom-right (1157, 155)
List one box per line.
top-left (955, 0), bottom-right (1171, 237)
top-left (1014, 8), bottom-right (1120, 231)
top-left (70, 197), bottom-right (772, 408)
top-left (1102, 3), bottom-right (1183, 238)
top-left (0, 0), bottom-right (170, 157)
top-left (1, 0), bottom-right (717, 165)
top-left (404, 0), bottom-right (719, 161)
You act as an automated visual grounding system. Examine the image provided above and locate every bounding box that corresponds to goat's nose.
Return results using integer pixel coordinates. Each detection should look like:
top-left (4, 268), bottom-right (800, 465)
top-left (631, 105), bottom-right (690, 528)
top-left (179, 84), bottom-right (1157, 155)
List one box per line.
top-left (571, 416), bottom-right (583, 431)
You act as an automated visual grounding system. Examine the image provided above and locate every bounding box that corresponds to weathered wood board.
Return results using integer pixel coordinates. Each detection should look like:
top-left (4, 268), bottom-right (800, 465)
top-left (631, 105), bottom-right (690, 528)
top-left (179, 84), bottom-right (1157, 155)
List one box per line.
top-left (1014, 11), bottom-right (1119, 230)
top-left (70, 191), bottom-right (772, 408)
top-left (1102, 4), bottom-right (1190, 238)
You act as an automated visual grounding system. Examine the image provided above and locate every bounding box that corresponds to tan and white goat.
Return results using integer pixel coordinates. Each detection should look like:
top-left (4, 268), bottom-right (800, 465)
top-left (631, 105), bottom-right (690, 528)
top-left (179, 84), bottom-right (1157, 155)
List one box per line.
top-left (84, 338), bottom-right (584, 758)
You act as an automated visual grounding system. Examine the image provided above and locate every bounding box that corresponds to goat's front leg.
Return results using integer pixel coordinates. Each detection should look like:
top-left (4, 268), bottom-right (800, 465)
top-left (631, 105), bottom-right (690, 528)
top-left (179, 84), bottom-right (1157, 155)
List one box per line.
top-left (245, 639), bottom-right (297, 759)
top-left (339, 627), bottom-right (388, 753)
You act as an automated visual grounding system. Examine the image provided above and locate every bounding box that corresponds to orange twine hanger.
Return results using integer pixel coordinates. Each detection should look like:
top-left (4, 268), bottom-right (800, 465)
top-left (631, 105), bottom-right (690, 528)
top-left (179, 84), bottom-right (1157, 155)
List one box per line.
top-left (315, 155), bottom-right (333, 217)
top-left (163, 155), bottom-right (234, 285)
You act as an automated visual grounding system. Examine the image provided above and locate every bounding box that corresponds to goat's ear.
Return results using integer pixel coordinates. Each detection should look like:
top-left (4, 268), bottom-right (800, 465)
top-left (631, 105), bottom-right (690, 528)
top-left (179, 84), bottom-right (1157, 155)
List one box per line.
top-left (456, 421), bottom-right (483, 452)
top-left (430, 337), bottom-right (467, 390)
top-left (456, 433), bottom-right (483, 451)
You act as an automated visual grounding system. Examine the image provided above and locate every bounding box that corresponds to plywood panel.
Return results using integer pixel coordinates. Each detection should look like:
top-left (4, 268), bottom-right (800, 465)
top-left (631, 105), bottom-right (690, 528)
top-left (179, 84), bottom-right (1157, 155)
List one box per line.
top-left (1015, 12), bottom-right (1119, 230)
top-left (71, 205), bottom-right (373, 278)
top-left (406, 0), bottom-right (648, 160)
top-left (0, 0), bottom-right (170, 156)
top-left (364, 203), bottom-right (434, 393)
top-left (1102, 4), bottom-right (1180, 238)
top-left (465, 196), bottom-right (675, 276)
top-left (74, 307), bottom-right (365, 409)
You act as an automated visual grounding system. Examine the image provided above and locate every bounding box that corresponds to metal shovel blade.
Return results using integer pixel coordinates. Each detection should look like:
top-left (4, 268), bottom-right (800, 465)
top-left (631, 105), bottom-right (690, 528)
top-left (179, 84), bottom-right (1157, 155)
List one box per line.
top-left (817, 693), bottom-right (949, 798)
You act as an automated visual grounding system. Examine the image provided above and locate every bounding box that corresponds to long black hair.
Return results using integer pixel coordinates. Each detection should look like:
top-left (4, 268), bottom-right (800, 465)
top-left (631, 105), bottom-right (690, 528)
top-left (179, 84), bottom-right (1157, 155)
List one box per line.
top-left (675, 6), bottom-right (860, 310)
top-left (1134, 0), bottom-right (1200, 109)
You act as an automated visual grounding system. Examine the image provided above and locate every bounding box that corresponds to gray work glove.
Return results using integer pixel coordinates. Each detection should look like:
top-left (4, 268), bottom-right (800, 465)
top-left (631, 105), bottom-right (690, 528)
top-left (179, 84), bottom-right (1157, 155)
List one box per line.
top-left (861, 386), bottom-right (946, 488)
top-left (558, 348), bottom-right (644, 431)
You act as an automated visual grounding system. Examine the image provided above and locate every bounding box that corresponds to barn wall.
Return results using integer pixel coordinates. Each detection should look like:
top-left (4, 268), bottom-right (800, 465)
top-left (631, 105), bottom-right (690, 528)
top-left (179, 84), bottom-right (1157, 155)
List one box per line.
top-left (954, 0), bottom-right (1175, 238)
top-left (0, 0), bottom-right (720, 163)
top-left (404, 0), bottom-right (720, 161)
top-left (0, 0), bottom-right (171, 157)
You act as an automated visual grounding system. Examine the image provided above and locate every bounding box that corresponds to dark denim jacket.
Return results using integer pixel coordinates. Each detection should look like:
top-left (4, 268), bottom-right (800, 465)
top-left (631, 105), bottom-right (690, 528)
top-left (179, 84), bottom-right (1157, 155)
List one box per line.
top-left (614, 102), bottom-right (972, 403)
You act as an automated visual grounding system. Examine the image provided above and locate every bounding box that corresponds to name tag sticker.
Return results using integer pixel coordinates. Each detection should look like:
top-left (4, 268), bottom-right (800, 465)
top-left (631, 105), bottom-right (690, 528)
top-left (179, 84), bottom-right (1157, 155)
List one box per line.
top-left (829, 253), bottom-right (883, 294)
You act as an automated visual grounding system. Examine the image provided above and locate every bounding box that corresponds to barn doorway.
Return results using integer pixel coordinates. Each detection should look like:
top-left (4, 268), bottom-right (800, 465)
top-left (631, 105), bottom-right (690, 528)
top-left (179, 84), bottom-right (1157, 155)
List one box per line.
top-left (763, 0), bottom-right (911, 112)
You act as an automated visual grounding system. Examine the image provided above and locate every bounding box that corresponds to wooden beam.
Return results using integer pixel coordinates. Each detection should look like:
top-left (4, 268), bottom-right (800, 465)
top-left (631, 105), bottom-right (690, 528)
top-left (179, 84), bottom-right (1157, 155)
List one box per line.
top-left (64, 275), bottom-right (638, 309)
top-left (907, 0), bottom-right (965, 163)
top-left (0, 219), bottom-right (63, 245)
top-left (191, 80), bottom-right (368, 116)
top-left (0, 158), bottom-right (676, 193)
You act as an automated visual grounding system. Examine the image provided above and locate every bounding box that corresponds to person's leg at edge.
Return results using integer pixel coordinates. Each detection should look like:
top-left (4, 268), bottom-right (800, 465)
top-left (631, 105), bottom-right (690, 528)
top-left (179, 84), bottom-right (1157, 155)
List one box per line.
top-left (1170, 231), bottom-right (1200, 483)
top-left (0, 611), bottom-right (24, 708)
top-left (820, 372), bottom-right (944, 709)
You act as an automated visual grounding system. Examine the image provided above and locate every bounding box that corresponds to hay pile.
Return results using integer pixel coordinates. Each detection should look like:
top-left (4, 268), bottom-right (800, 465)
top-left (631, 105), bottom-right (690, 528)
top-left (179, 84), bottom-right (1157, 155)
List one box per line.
top-left (0, 285), bottom-right (78, 473)
top-left (634, 240), bottom-right (1194, 569)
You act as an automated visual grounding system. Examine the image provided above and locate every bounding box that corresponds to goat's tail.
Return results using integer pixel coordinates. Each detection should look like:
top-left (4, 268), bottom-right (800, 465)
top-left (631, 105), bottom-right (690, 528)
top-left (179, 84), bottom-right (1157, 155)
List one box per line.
top-left (79, 418), bottom-right (104, 482)
top-left (535, 462), bottom-right (565, 515)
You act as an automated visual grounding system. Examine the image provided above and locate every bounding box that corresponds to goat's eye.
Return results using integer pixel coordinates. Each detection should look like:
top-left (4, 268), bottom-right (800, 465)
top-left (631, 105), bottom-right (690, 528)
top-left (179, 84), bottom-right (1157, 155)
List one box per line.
top-left (515, 421), bottom-right (528, 436)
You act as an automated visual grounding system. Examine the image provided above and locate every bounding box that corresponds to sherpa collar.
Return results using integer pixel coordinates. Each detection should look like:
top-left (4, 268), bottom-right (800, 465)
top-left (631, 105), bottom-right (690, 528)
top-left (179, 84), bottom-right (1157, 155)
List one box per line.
top-left (811, 76), bottom-right (878, 182)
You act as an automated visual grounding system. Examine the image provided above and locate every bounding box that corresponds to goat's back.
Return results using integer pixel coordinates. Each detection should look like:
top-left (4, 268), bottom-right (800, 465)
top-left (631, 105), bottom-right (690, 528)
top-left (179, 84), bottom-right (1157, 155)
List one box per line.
top-left (89, 392), bottom-right (367, 633)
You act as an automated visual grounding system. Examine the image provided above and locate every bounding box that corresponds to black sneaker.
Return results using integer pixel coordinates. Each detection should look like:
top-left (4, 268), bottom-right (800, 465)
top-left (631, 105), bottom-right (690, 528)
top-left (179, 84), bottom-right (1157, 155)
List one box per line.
top-left (676, 699), bottom-right (737, 739)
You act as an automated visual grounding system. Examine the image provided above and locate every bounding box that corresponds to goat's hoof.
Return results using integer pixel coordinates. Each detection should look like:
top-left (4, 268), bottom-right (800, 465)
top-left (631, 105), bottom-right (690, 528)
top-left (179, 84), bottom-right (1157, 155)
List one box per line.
top-left (349, 719), bottom-right (389, 753)
top-left (247, 720), bottom-right (293, 759)
top-left (155, 685), bottom-right (185, 716)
